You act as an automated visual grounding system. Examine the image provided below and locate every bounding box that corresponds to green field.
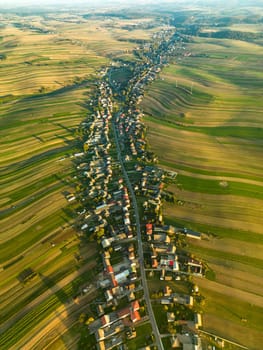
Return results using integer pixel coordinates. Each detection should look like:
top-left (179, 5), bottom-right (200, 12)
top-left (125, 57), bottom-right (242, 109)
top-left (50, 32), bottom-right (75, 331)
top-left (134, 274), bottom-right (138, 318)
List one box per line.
top-left (1, 4), bottom-right (263, 350)
top-left (0, 10), bottom-right (158, 350)
top-left (142, 25), bottom-right (263, 350)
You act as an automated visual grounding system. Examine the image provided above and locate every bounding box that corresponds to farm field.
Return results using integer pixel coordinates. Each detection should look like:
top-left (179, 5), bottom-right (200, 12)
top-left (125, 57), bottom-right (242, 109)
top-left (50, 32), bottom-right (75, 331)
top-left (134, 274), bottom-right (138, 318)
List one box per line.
top-left (142, 33), bottom-right (263, 349)
top-left (0, 10), bottom-right (158, 350)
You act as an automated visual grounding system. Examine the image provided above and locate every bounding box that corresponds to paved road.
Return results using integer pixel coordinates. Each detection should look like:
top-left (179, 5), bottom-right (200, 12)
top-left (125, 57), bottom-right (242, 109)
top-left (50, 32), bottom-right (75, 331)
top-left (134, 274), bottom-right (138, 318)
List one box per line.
top-left (113, 118), bottom-right (164, 350)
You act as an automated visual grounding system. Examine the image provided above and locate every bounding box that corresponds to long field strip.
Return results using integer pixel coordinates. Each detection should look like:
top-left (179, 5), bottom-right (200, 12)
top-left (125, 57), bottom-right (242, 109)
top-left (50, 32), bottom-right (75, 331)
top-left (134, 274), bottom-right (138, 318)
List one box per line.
top-left (142, 34), bottom-right (263, 349)
top-left (0, 11), bottom-right (154, 350)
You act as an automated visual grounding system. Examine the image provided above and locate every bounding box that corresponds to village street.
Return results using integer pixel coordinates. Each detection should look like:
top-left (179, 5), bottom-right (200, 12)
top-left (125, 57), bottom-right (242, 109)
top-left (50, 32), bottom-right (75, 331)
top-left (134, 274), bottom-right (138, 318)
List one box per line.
top-left (113, 116), bottom-right (164, 350)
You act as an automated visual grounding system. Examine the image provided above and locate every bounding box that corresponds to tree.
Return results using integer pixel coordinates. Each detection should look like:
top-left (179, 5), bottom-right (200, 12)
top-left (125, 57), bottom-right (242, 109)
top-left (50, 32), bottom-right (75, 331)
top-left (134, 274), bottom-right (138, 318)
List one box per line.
top-left (96, 228), bottom-right (104, 239)
top-left (79, 313), bottom-right (86, 323)
top-left (85, 316), bottom-right (94, 325)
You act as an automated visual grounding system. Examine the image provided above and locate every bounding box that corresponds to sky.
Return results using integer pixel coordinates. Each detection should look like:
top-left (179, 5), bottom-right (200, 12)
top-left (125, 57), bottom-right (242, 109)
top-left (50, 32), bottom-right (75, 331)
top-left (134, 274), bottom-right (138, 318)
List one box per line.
top-left (0, 0), bottom-right (259, 9)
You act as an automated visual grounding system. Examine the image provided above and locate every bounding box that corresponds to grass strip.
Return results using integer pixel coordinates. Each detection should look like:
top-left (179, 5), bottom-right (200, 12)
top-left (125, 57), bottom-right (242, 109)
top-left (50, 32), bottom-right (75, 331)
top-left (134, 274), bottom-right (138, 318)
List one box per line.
top-left (176, 174), bottom-right (263, 200)
top-left (188, 244), bottom-right (263, 270)
top-left (166, 216), bottom-right (263, 244)
top-left (0, 210), bottom-right (71, 263)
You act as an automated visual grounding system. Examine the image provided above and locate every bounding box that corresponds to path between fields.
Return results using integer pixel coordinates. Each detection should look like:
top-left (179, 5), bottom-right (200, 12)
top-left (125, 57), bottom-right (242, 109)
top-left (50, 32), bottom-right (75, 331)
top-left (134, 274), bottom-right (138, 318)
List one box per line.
top-left (194, 276), bottom-right (263, 308)
top-left (0, 260), bottom-right (96, 334)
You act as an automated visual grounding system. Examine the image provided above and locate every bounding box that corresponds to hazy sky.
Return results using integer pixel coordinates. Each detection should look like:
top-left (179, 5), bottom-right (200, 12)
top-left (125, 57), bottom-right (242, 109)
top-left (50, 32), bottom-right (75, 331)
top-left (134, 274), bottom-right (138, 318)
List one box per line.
top-left (0, 0), bottom-right (257, 9)
top-left (0, 0), bottom-right (168, 9)
top-left (2, 0), bottom-right (145, 7)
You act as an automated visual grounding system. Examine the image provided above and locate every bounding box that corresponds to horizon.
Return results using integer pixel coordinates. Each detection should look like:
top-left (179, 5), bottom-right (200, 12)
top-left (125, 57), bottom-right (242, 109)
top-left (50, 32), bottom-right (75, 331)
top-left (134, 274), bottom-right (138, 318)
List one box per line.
top-left (0, 0), bottom-right (262, 9)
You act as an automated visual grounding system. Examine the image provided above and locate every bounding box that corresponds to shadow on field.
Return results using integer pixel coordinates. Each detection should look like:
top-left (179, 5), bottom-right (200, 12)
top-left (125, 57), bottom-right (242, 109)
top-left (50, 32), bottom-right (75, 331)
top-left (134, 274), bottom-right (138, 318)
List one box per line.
top-left (53, 122), bottom-right (75, 134)
top-left (55, 133), bottom-right (74, 145)
top-left (20, 80), bottom-right (91, 102)
top-left (37, 273), bottom-right (74, 348)
top-left (1, 146), bottom-right (72, 173)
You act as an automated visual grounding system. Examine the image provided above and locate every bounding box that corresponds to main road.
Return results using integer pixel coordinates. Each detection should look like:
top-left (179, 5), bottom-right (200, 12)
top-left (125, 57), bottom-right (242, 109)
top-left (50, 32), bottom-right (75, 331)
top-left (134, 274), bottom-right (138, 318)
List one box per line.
top-left (112, 116), bottom-right (164, 350)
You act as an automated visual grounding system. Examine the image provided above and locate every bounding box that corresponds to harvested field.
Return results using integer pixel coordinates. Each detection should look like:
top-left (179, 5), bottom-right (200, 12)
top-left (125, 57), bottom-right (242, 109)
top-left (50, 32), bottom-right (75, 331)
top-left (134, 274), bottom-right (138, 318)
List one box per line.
top-left (142, 32), bottom-right (263, 348)
top-left (2, 5), bottom-right (263, 349)
top-left (0, 10), bottom-right (149, 349)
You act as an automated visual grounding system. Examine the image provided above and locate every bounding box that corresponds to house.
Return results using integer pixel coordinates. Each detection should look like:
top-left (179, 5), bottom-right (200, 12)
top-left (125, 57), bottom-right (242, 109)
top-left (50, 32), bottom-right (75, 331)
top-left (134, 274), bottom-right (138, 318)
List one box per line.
top-left (95, 322), bottom-right (124, 341)
top-left (130, 263), bottom-right (137, 274)
top-left (194, 313), bottom-right (202, 329)
top-left (167, 244), bottom-right (176, 254)
top-left (164, 285), bottom-right (172, 297)
top-left (110, 274), bottom-right (118, 287)
top-left (106, 265), bottom-right (114, 274)
top-left (99, 279), bottom-right (111, 288)
top-left (171, 335), bottom-right (181, 348)
top-left (124, 217), bottom-right (131, 225)
top-left (128, 244), bottom-right (134, 252)
top-left (126, 327), bottom-right (136, 339)
top-left (153, 234), bottom-right (170, 244)
top-left (128, 291), bottom-right (136, 301)
top-left (146, 223), bottom-right (153, 235)
top-left (151, 246), bottom-right (157, 258)
top-left (152, 258), bottom-right (158, 268)
top-left (164, 225), bottom-right (175, 234)
top-left (101, 237), bottom-right (115, 249)
top-left (96, 329), bottom-right (105, 342)
top-left (130, 310), bottom-right (141, 323)
top-left (178, 334), bottom-right (195, 350)
top-left (186, 231), bottom-right (201, 240)
top-left (81, 223), bottom-right (88, 230)
top-left (101, 314), bottom-right (111, 327)
top-left (117, 306), bottom-right (130, 320)
top-left (167, 312), bottom-right (176, 322)
top-left (130, 272), bottom-right (137, 281)
top-left (95, 203), bottom-right (109, 214)
top-left (116, 233), bottom-right (126, 240)
top-left (131, 300), bottom-right (140, 311)
top-left (105, 336), bottom-right (123, 350)
top-left (97, 304), bottom-right (104, 316)
top-left (188, 259), bottom-right (203, 275)
top-left (111, 286), bottom-right (122, 297)
top-left (97, 341), bottom-right (105, 350)
top-left (129, 251), bottom-right (135, 260)
top-left (127, 283), bottom-right (135, 291)
top-left (165, 276), bottom-right (173, 281)
top-left (115, 269), bottom-right (130, 284)
top-left (161, 298), bottom-right (172, 305)
top-left (105, 290), bottom-right (113, 302)
top-left (160, 257), bottom-right (178, 271)
top-left (173, 261), bottom-right (179, 272)
top-left (173, 294), bottom-right (193, 307)
top-left (104, 251), bottom-right (111, 259)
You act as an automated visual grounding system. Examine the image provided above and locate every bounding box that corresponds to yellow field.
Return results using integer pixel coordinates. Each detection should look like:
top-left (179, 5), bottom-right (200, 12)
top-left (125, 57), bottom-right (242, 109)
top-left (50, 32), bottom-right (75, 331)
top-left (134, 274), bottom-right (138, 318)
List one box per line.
top-left (0, 11), bottom-right (155, 349)
top-left (142, 34), bottom-right (263, 349)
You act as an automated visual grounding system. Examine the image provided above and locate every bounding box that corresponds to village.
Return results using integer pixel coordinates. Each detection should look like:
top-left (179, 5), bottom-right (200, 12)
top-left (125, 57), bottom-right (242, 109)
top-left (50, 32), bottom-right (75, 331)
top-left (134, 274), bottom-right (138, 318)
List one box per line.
top-left (70, 29), bottom-right (211, 350)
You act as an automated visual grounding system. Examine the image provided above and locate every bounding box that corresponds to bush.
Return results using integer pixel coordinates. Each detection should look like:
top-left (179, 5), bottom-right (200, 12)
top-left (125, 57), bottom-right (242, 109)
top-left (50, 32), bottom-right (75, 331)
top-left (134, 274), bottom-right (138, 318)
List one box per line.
top-left (205, 269), bottom-right (216, 281)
